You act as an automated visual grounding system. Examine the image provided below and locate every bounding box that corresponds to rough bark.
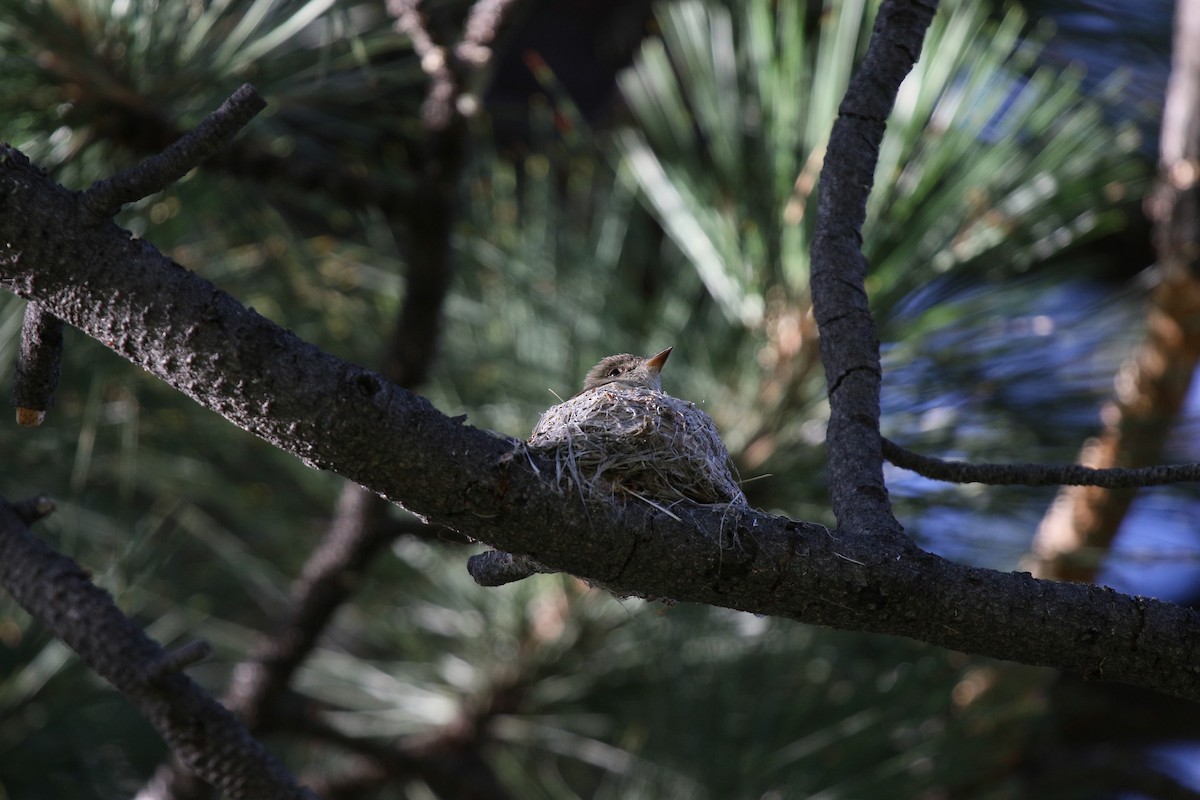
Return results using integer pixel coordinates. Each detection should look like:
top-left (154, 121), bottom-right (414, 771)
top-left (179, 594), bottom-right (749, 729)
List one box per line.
top-left (811, 0), bottom-right (940, 539)
top-left (6, 136), bottom-right (1200, 700)
top-left (7, 0), bottom-right (1200, 716)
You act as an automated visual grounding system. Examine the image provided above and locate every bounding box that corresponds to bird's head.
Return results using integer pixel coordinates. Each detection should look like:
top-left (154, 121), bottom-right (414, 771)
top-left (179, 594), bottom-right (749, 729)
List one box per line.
top-left (581, 347), bottom-right (673, 393)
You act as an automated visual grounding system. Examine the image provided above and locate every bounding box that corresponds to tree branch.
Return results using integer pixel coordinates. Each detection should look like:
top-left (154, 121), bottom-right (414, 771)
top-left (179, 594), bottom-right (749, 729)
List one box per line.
top-left (7, 145), bottom-right (1200, 701)
top-left (810, 0), bottom-right (939, 537)
top-left (12, 302), bottom-right (64, 425)
top-left (0, 497), bottom-right (315, 800)
top-left (883, 438), bottom-right (1200, 487)
top-left (81, 84), bottom-right (266, 218)
top-left (9, 0), bottom-right (1200, 705)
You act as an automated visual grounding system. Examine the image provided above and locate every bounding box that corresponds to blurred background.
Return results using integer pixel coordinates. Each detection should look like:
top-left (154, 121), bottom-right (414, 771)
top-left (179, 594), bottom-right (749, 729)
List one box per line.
top-left (1, 0), bottom-right (1196, 797)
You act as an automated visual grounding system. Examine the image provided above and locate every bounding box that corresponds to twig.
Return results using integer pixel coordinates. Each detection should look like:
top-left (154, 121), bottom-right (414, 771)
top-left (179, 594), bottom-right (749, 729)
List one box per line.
top-left (883, 437), bottom-right (1200, 488)
top-left (12, 303), bottom-right (64, 425)
top-left (11, 494), bottom-right (55, 524)
top-left (467, 549), bottom-right (553, 586)
top-left (145, 640), bottom-right (213, 682)
top-left (82, 84), bottom-right (266, 218)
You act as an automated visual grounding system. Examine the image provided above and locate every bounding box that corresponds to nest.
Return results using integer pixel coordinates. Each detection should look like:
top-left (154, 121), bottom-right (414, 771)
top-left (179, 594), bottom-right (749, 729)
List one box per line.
top-left (528, 386), bottom-right (747, 508)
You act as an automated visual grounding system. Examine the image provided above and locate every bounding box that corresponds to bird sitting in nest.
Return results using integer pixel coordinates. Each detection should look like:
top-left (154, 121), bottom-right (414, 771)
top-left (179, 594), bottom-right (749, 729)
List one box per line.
top-left (467, 348), bottom-right (746, 587)
top-left (528, 347), bottom-right (747, 508)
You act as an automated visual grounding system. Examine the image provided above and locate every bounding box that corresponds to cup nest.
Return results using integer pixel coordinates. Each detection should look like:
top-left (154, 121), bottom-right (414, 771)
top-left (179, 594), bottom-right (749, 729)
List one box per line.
top-left (528, 386), bottom-right (747, 507)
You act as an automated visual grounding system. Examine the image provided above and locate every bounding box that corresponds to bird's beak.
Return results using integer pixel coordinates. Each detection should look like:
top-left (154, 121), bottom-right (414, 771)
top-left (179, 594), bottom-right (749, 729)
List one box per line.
top-left (644, 346), bottom-right (672, 373)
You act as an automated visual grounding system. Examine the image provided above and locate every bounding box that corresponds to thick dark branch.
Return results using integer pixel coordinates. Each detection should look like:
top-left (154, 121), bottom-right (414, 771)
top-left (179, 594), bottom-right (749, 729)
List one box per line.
top-left (6, 146), bottom-right (1200, 701)
top-left (883, 438), bottom-right (1200, 487)
top-left (0, 497), bottom-right (315, 800)
top-left (82, 84), bottom-right (265, 217)
top-left (809, 0), bottom-right (939, 536)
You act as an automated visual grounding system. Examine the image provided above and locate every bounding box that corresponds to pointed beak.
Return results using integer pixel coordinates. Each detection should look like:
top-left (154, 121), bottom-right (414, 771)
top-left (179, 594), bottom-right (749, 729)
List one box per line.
top-left (644, 346), bottom-right (672, 374)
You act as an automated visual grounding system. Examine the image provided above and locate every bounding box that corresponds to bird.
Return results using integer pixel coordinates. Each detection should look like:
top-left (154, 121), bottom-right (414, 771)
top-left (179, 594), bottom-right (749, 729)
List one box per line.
top-left (529, 345), bottom-right (747, 507)
top-left (578, 347), bottom-right (672, 395)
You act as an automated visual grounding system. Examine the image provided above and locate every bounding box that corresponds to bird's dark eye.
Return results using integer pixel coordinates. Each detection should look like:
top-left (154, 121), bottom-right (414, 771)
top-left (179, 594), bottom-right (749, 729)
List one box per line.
top-left (608, 368), bottom-right (621, 377)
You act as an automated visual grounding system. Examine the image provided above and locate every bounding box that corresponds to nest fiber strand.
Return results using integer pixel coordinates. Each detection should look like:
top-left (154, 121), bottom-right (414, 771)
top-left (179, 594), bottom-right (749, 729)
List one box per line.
top-left (528, 387), bottom-right (747, 507)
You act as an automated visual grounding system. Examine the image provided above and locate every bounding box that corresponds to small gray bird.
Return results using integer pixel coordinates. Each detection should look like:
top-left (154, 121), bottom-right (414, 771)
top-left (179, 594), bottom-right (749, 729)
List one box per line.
top-left (579, 347), bottom-right (672, 395)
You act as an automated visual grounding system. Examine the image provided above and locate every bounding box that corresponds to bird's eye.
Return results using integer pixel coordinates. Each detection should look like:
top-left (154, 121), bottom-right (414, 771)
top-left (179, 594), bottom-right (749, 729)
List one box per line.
top-left (608, 368), bottom-right (621, 377)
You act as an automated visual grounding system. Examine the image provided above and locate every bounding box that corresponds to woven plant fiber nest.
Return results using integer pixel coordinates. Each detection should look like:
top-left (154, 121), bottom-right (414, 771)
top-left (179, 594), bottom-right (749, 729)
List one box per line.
top-left (528, 386), bottom-right (747, 507)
